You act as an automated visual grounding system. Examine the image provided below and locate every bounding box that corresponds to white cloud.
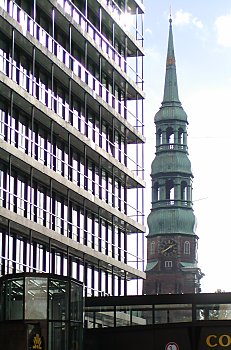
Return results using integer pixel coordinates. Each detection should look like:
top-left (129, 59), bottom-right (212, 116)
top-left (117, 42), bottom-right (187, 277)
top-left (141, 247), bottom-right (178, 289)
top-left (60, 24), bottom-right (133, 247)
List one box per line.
top-left (215, 12), bottom-right (231, 47)
top-left (145, 28), bottom-right (152, 35)
top-left (192, 17), bottom-right (203, 29)
top-left (173, 9), bottom-right (203, 29)
top-left (174, 9), bottom-right (191, 26)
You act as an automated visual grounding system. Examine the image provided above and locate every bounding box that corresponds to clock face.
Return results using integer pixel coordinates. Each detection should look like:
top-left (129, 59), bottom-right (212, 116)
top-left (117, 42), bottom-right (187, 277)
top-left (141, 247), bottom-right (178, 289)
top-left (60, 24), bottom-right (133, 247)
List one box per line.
top-left (159, 239), bottom-right (177, 257)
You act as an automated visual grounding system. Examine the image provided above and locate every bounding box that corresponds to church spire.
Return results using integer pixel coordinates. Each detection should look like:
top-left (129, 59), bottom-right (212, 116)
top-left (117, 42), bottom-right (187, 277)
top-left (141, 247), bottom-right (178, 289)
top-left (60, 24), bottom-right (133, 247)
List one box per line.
top-left (143, 18), bottom-right (203, 295)
top-left (162, 18), bottom-right (181, 105)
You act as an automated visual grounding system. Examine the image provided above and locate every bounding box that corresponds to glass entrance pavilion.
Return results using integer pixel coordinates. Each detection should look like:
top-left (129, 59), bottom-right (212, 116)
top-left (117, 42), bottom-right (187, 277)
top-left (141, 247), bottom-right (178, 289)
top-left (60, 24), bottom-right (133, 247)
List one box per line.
top-left (0, 273), bottom-right (83, 350)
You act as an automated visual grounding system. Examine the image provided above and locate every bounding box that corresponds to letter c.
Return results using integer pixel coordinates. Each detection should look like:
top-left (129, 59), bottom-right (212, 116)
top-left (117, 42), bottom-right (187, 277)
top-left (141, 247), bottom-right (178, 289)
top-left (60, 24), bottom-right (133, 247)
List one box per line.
top-left (206, 335), bottom-right (217, 348)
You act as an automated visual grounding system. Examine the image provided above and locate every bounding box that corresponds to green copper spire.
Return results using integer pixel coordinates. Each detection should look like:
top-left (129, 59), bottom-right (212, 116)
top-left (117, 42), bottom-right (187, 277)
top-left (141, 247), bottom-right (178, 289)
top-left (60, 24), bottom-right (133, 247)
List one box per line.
top-left (155, 18), bottom-right (187, 122)
top-left (163, 18), bottom-right (180, 105)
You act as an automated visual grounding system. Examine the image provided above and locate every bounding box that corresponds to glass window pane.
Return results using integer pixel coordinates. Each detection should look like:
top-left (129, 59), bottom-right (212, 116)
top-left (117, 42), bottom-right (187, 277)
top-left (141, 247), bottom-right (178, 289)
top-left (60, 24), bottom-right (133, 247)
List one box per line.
top-left (25, 277), bottom-right (48, 319)
top-left (70, 281), bottom-right (83, 322)
top-left (49, 279), bottom-right (68, 321)
top-left (49, 321), bottom-right (67, 350)
top-left (5, 278), bottom-right (24, 320)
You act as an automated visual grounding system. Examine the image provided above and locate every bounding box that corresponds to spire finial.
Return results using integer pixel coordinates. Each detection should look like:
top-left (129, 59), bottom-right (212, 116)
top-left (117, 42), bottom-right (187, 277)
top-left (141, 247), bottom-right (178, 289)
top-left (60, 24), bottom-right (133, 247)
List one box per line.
top-left (169, 5), bottom-right (172, 24)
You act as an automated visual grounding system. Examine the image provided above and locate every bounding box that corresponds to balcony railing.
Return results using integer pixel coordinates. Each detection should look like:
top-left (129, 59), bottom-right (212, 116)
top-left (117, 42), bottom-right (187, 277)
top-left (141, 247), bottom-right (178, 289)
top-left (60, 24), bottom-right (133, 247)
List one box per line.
top-left (0, 0), bottom-right (143, 130)
top-left (100, 0), bottom-right (144, 44)
top-left (0, 52), bottom-right (144, 179)
top-left (56, 0), bottom-right (144, 84)
top-left (152, 199), bottom-right (192, 208)
top-left (0, 189), bottom-right (144, 269)
top-left (156, 144), bottom-right (188, 152)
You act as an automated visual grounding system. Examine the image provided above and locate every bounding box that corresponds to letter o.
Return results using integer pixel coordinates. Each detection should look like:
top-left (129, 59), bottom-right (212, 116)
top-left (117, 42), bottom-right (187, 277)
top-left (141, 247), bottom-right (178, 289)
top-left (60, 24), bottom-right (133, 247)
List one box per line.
top-left (206, 335), bottom-right (217, 347)
top-left (219, 335), bottom-right (231, 347)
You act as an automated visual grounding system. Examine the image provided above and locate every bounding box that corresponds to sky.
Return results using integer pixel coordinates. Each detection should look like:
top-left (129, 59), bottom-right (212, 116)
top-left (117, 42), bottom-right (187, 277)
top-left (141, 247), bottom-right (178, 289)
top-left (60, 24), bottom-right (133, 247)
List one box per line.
top-left (143, 0), bottom-right (231, 293)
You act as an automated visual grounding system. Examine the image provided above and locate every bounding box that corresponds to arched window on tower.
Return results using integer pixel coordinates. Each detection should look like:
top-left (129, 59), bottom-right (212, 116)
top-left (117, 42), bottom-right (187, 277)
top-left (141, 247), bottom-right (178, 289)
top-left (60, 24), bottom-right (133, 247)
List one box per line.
top-left (181, 181), bottom-right (188, 205)
top-left (150, 241), bottom-right (155, 255)
top-left (154, 182), bottom-right (160, 201)
top-left (166, 180), bottom-right (174, 205)
top-left (184, 241), bottom-right (190, 254)
top-left (157, 129), bottom-right (163, 147)
top-left (166, 127), bottom-right (174, 149)
top-left (178, 128), bottom-right (184, 149)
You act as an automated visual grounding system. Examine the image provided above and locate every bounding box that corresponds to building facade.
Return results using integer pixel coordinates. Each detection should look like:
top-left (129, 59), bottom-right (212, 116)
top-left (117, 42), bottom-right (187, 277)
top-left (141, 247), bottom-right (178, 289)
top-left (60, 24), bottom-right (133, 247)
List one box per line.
top-left (143, 19), bottom-right (203, 295)
top-left (0, 0), bottom-right (145, 297)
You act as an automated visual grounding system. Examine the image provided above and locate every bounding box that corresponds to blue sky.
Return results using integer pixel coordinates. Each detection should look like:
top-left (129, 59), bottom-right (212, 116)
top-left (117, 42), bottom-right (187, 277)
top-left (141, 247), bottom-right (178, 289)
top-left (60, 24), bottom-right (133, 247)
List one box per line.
top-left (143, 1), bottom-right (231, 292)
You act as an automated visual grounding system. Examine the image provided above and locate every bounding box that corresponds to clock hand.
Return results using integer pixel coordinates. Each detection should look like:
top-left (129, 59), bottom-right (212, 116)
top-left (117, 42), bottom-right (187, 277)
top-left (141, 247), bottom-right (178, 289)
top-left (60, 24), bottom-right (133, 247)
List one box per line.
top-left (161, 244), bottom-right (175, 253)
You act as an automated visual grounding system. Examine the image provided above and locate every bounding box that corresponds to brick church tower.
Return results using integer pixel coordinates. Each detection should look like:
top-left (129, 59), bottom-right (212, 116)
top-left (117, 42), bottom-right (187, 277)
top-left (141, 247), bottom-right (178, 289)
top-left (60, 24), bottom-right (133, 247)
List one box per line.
top-left (143, 18), bottom-right (203, 295)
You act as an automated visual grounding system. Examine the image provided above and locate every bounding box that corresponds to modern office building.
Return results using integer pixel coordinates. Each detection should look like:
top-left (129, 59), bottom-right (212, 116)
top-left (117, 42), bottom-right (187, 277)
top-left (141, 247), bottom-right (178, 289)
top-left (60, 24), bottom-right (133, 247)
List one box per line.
top-left (143, 18), bottom-right (203, 295)
top-left (0, 0), bottom-right (145, 298)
